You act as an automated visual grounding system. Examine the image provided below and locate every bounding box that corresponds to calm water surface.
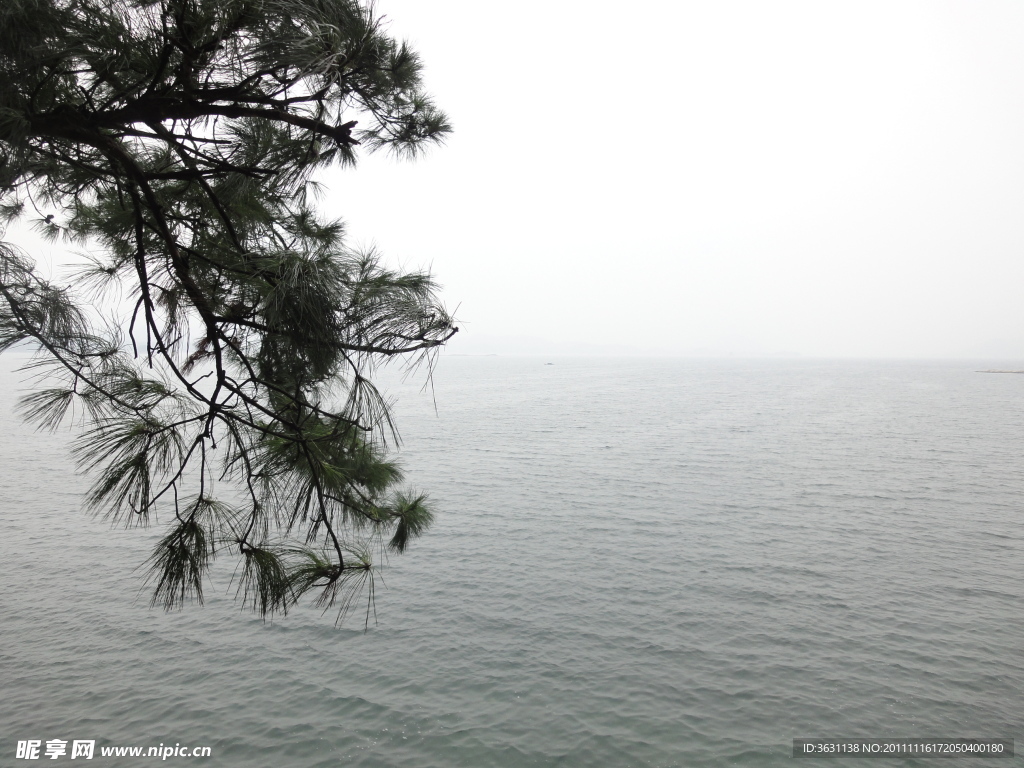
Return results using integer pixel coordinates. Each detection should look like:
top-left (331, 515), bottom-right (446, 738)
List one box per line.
top-left (1, 357), bottom-right (1022, 766)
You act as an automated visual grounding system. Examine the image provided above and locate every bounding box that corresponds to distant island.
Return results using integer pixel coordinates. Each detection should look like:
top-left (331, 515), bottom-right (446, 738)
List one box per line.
top-left (977, 370), bottom-right (1024, 374)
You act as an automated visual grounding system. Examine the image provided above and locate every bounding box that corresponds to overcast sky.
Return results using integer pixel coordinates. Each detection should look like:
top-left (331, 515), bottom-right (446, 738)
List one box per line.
top-left (319, 0), bottom-right (1024, 358)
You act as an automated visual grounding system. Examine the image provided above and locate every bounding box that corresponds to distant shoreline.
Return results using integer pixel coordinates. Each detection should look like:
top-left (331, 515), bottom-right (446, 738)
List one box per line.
top-left (976, 370), bottom-right (1024, 374)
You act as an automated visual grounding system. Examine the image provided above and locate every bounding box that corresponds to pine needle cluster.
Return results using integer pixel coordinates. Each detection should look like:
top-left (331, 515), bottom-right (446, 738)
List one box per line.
top-left (0, 0), bottom-right (456, 624)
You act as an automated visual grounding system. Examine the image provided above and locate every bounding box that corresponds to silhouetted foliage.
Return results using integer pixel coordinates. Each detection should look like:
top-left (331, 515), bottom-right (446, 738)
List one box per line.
top-left (0, 0), bottom-right (455, 623)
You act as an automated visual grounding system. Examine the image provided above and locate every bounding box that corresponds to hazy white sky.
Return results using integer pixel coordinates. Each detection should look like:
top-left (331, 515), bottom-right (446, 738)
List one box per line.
top-left (321, 0), bottom-right (1024, 357)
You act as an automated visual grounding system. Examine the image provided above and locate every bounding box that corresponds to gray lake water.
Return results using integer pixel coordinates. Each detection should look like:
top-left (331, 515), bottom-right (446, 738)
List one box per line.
top-left (1, 356), bottom-right (1022, 766)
